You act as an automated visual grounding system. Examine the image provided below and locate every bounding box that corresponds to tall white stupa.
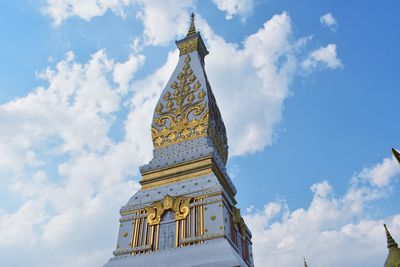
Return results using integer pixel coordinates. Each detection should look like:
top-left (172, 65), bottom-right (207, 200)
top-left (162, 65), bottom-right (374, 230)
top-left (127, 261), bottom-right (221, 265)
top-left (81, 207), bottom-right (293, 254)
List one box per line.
top-left (103, 13), bottom-right (254, 267)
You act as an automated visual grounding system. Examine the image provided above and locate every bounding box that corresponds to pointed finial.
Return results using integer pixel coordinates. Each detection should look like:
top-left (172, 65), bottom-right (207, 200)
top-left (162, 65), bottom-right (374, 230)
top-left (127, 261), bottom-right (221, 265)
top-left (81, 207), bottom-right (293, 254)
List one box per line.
top-left (304, 257), bottom-right (309, 267)
top-left (186, 12), bottom-right (197, 37)
top-left (384, 224), bottom-right (398, 249)
top-left (392, 148), bottom-right (400, 164)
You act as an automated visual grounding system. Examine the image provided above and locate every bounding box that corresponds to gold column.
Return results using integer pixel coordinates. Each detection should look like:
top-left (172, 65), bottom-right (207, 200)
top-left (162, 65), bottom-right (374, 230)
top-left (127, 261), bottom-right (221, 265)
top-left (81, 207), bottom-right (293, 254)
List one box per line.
top-left (200, 198), bottom-right (204, 236)
top-left (175, 221), bottom-right (180, 247)
top-left (132, 216), bottom-right (139, 247)
top-left (149, 225), bottom-right (154, 250)
top-left (194, 206), bottom-right (197, 236)
top-left (142, 221), bottom-right (149, 248)
top-left (182, 219), bottom-right (186, 241)
top-left (136, 217), bottom-right (142, 247)
top-left (155, 224), bottom-right (160, 251)
top-left (188, 209), bottom-right (191, 238)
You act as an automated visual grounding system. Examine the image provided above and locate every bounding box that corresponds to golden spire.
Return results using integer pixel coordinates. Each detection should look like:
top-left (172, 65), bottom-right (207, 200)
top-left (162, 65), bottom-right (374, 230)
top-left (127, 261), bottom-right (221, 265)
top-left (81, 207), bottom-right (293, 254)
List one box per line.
top-left (385, 224), bottom-right (398, 249)
top-left (186, 12), bottom-right (197, 37)
top-left (392, 148), bottom-right (400, 164)
top-left (383, 224), bottom-right (400, 267)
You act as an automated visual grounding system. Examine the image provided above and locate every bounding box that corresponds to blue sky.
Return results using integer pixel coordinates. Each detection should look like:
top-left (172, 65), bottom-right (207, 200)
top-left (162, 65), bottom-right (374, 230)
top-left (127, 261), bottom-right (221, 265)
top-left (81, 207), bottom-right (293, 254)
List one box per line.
top-left (0, 0), bottom-right (399, 266)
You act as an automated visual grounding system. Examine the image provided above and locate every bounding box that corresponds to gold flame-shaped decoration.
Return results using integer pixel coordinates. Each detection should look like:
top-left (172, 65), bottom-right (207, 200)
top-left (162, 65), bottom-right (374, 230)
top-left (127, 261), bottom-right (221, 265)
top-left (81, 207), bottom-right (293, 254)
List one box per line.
top-left (144, 195), bottom-right (193, 225)
top-left (152, 54), bottom-right (208, 148)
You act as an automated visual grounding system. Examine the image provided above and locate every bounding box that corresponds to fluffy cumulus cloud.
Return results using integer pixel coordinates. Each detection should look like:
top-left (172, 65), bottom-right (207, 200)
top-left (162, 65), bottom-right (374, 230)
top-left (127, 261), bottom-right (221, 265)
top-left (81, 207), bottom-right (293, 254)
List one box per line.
top-left (43, 0), bottom-right (254, 45)
top-left (43, 0), bottom-right (195, 45)
top-left (244, 156), bottom-right (400, 267)
top-left (201, 12), bottom-right (298, 155)
top-left (134, 0), bottom-right (195, 45)
top-left (302, 44), bottom-right (343, 71)
top-left (0, 50), bottom-right (146, 267)
top-left (320, 13), bottom-right (338, 31)
top-left (212, 0), bottom-right (253, 20)
top-left (43, 0), bottom-right (131, 25)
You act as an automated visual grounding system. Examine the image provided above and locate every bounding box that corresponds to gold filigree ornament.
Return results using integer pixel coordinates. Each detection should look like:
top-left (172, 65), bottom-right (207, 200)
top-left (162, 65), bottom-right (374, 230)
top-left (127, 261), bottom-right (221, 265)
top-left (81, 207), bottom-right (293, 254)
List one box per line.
top-left (152, 54), bottom-right (208, 148)
top-left (144, 195), bottom-right (193, 225)
top-left (177, 37), bottom-right (199, 56)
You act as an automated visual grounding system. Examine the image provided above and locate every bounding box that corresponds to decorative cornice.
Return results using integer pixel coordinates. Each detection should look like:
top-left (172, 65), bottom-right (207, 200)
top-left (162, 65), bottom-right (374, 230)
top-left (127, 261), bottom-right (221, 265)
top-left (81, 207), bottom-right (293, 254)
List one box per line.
top-left (140, 156), bottom-right (236, 203)
top-left (141, 156), bottom-right (213, 181)
top-left (175, 13), bottom-right (208, 58)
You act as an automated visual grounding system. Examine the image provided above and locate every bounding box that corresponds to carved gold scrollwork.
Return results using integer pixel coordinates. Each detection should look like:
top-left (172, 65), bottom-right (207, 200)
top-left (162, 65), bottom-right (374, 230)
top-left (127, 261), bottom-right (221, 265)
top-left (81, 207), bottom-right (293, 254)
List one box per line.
top-left (144, 195), bottom-right (193, 225)
top-left (177, 37), bottom-right (198, 55)
top-left (144, 201), bottom-right (163, 225)
top-left (152, 54), bottom-right (208, 148)
top-left (174, 196), bottom-right (192, 220)
top-left (163, 194), bottom-right (174, 210)
top-left (150, 51), bottom-right (228, 165)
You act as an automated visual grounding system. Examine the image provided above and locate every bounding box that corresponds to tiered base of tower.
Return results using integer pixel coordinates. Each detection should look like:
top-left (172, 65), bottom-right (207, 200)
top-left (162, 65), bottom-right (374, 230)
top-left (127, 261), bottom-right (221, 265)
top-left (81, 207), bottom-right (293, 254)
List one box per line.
top-left (104, 238), bottom-right (247, 267)
top-left (103, 163), bottom-right (253, 267)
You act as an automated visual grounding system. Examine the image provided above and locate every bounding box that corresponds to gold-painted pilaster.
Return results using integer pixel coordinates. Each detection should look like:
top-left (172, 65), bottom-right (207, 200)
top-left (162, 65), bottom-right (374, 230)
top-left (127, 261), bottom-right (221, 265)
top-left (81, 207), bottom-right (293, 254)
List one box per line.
top-left (199, 199), bottom-right (204, 236)
top-left (132, 217), bottom-right (139, 248)
top-left (175, 221), bottom-right (180, 247)
top-left (194, 206), bottom-right (197, 236)
top-left (188, 209), bottom-right (191, 237)
top-left (155, 225), bottom-right (160, 251)
top-left (143, 220), bottom-right (148, 246)
top-left (183, 219), bottom-right (186, 240)
top-left (149, 225), bottom-right (154, 248)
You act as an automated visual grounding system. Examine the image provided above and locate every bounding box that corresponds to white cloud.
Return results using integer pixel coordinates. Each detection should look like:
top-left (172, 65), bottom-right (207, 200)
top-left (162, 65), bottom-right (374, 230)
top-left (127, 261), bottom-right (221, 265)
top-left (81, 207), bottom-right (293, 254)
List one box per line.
top-left (320, 13), bottom-right (338, 31)
top-left (200, 12), bottom-right (300, 155)
top-left (0, 50), bottom-right (145, 266)
top-left (134, 0), bottom-right (195, 45)
top-left (311, 180), bottom-right (332, 198)
top-left (113, 54), bottom-right (145, 94)
top-left (42, 0), bottom-right (194, 46)
top-left (43, 0), bottom-right (130, 25)
top-left (244, 156), bottom-right (400, 267)
top-left (212, 0), bottom-right (253, 20)
top-left (302, 44), bottom-right (343, 71)
top-left (357, 156), bottom-right (400, 187)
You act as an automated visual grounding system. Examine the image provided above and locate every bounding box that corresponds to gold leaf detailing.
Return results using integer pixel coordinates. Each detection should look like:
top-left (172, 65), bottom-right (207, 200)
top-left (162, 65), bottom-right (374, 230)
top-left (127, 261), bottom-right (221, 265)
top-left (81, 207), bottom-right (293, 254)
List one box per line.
top-left (144, 195), bottom-right (193, 225)
top-left (156, 103), bottom-right (163, 114)
top-left (151, 52), bottom-right (228, 165)
top-left (163, 195), bottom-right (174, 210)
top-left (163, 91), bottom-right (171, 100)
top-left (144, 201), bottom-right (164, 225)
top-left (152, 54), bottom-right (208, 148)
top-left (181, 38), bottom-right (198, 55)
top-left (177, 36), bottom-right (198, 56)
top-left (198, 89), bottom-right (206, 99)
top-left (175, 196), bottom-right (192, 220)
